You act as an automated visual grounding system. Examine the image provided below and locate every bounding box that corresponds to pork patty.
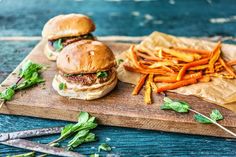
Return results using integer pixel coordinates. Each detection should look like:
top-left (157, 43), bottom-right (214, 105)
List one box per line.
top-left (60, 69), bottom-right (113, 86)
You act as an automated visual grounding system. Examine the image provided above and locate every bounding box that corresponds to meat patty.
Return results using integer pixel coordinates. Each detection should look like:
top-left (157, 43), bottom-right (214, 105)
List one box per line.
top-left (48, 34), bottom-right (95, 51)
top-left (60, 70), bottom-right (112, 86)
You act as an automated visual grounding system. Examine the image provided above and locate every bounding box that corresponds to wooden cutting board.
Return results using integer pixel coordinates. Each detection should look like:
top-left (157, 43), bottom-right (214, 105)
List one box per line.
top-left (0, 40), bottom-right (236, 138)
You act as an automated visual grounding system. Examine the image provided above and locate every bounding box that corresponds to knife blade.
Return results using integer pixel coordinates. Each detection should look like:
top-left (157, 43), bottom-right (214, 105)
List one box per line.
top-left (1, 139), bottom-right (85, 157)
top-left (0, 126), bottom-right (63, 142)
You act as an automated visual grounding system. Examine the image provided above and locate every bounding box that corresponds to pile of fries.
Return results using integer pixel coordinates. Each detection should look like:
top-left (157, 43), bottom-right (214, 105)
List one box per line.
top-left (124, 42), bottom-right (236, 104)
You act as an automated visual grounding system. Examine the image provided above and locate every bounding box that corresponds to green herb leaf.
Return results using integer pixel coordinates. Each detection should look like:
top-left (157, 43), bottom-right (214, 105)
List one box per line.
top-left (90, 154), bottom-right (99, 157)
top-left (61, 124), bottom-right (74, 137)
top-left (160, 97), bottom-right (190, 113)
top-left (59, 83), bottom-right (67, 90)
top-left (88, 117), bottom-right (96, 123)
top-left (210, 109), bottom-right (223, 121)
top-left (57, 112), bottom-right (97, 147)
top-left (194, 114), bottom-right (212, 124)
top-left (96, 71), bottom-right (108, 78)
top-left (194, 109), bottom-right (223, 124)
top-left (16, 72), bottom-right (45, 90)
top-left (84, 133), bottom-right (96, 142)
top-left (68, 130), bottom-right (90, 149)
top-left (0, 86), bottom-right (16, 101)
top-left (117, 59), bottom-right (124, 65)
top-left (98, 143), bottom-right (112, 152)
top-left (78, 111), bottom-right (89, 124)
top-left (63, 73), bottom-right (74, 77)
top-left (53, 39), bottom-right (63, 52)
top-left (19, 60), bottom-right (43, 79)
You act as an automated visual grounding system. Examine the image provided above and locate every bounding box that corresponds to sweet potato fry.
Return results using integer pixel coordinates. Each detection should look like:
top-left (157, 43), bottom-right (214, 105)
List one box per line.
top-left (227, 59), bottom-right (236, 66)
top-left (139, 60), bottom-right (154, 65)
top-left (176, 58), bottom-right (209, 81)
top-left (162, 65), bottom-right (175, 73)
top-left (156, 78), bottom-right (198, 93)
top-left (154, 72), bottom-right (202, 83)
top-left (208, 41), bottom-right (221, 73)
top-left (219, 57), bottom-right (236, 77)
top-left (156, 49), bottom-right (163, 58)
top-left (173, 47), bottom-right (211, 56)
top-left (199, 75), bottom-right (211, 83)
top-left (132, 74), bottom-right (148, 95)
top-left (188, 64), bottom-right (208, 71)
top-left (158, 47), bottom-right (195, 62)
top-left (148, 74), bottom-right (158, 92)
top-left (137, 52), bottom-right (162, 61)
top-left (144, 78), bottom-right (152, 104)
top-left (123, 64), bottom-right (173, 75)
top-left (148, 61), bottom-right (175, 68)
top-left (210, 73), bottom-right (235, 79)
top-left (137, 46), bottom-right (156, 57)
top-left (130, 45), bottom-right (142, 69)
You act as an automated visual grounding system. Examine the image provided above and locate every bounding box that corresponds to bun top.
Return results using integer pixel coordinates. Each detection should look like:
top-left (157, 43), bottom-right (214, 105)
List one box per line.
top-left (57, 40), bottom-right (116, 74)
top-left (42, 14), bottom-right (95, 40)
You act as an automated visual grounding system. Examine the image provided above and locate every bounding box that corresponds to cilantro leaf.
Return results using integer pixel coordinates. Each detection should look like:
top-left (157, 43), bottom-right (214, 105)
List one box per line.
top-left (16, 72), bottom-right (45, 90)
top-left (67, 130), bottom-right (90, 149)
top-left (78, 111), bottom-right (89, 124)
top-left (0, 86), bottom-right (16, 101)
top-left (96, 71), bottom-right (108, 78)
top-left (117, 59), bottom-right (124, 65)
top-left (160, 97), bottom-right (190, 113)
top-left (90, 154), bottom-right (99, 157)
top-left (210, 109), bottom-right (223, 121)
top-left (57, 112), bottom-right (97, 146)
top-left (19, 60), bottom-right (43, 79)
top-left (194, 114), bottom-right (212, 124)
top-left (60, 124), bottom-right (74, 137)
top-left (98, 143), bottom-right (112, 152)
top-left (59, 83), bottom-right (67, 90)
top-left (53, 39), bottom-right (63, 52)
top-left (194, 109), bottom-right (223, 124)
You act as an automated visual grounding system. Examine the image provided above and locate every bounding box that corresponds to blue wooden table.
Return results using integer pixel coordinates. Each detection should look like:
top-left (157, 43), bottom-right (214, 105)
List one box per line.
top-left (0, 0), bottom-right (236, 156)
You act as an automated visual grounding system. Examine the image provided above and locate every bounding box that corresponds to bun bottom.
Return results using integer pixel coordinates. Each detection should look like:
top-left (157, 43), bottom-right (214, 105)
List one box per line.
top-left (52, 73), bottom-right (117, 100)
top-left (44, 43), bottom-right (59, 61)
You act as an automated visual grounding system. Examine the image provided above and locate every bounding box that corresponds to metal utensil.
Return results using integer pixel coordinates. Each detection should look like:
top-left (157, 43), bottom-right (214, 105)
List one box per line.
top-left (0, 126), bottom-right (63, 142)
top-left (2, 139), bottom-right (85, 157)
top-left (0, 126), bottom-right (85, 157)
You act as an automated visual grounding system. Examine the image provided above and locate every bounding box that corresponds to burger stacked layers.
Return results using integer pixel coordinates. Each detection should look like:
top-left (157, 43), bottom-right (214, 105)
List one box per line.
top-left (52, 40), bottom-right (117, 100)
top-left (42, 14), bottom-right (117, 100)
top-left (42, 14), bottom-right (96, 61)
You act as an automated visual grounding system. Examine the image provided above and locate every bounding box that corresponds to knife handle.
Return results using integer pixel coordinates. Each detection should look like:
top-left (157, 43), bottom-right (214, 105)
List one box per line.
top-left (5, 126), bottom-right (63, 141)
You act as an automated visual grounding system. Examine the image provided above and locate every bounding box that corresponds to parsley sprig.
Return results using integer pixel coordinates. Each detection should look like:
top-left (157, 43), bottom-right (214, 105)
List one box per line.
top-left (53, 39), bottom-right (63, 52)
top-left (14, 112), bottom-right (98, 157)
top-left (96, 71), bottom-right (108, 78)
top-left (0, 60), bottom-right (45, 106)
top-left (49, 111), bottom-right (97, 150)
top-left (161, 97), bottom-right (236, 137)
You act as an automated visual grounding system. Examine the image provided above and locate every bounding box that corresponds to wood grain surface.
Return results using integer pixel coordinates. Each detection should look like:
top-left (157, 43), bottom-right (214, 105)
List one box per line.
top-left (0, 40), bottom-right (236, 138)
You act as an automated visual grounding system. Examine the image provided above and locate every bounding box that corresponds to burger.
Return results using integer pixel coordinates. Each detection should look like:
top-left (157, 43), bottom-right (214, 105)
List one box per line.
top-left (52, 40), bottom-right (118, 100)
top-left (42, 14), bottom-right (96, 61)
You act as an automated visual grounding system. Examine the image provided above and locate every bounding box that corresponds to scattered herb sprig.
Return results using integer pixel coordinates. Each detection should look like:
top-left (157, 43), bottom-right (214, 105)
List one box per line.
top-left (98, 143), bottom-right (112, 152)
top-left (0, 60), bottom-right (45, 107)
top-left (161, 97), bottom-right (236, 137)
top-left (53, 39), bottom-right (63, 52)
top-left (96, 71), bottom-right (108, 78)
top-left (13, 112), bottom-right (98, 157)
top-left (49, 112), bottom-right (97, 150)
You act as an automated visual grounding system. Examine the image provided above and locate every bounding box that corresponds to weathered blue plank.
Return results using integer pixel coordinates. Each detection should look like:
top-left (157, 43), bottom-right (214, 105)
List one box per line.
top-left (0, 0), bottom-right (236, 156)
top-left (1, 115), bottom-right (236, 157)
top-left (0, 0), bottom-right (236, 37)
